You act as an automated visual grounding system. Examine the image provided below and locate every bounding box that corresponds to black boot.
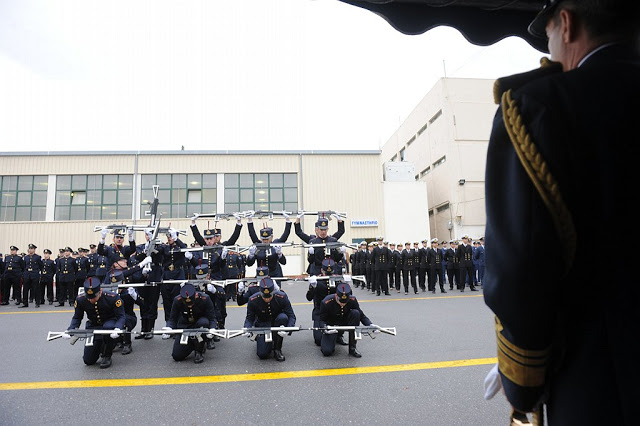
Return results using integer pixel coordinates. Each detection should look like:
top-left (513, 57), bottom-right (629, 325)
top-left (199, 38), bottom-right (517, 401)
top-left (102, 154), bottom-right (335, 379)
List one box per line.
top-left (135, 320), bottom-right (147, 339)
top-left (144, 320), bottom-right (155, 340)
top-left (336, 333), bottom-right (348, 346)
top-left (206, 337), bottom-right (216, 350)
top-left (349, 340), bottom-right (362, 358)
top-left (100, 343), bottom-right (113, 369)
top-left (273, 335), bottom-right (285, 362)
top-left (194, 342), bottom-right (205, 364)
top-left (122, 332), bottom-right (133, 355)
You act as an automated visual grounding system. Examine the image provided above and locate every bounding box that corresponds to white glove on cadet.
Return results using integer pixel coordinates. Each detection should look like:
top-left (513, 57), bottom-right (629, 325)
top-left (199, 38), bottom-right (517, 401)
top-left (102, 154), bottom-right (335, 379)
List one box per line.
top-left (325, 328), bottom-right (339, 335)
top-left (308, 247), bottom-right (315, 255)
top-left (277, 326), bottom-right (288, 338)
top-left (296, 210), bottom-right (304, 219)
top-left (169, 229), bottom-right (178, 240)
top-left (191, 214), bottom-right (198, 226)
top-left (62, 332), bottom-right (72, 340)
top-left (309, 276), bottom-right (317, 288)
top-left (100, 228), bottom-right (108, 244)
top-left (185, 251), bottom-right (193, 260)
top-left (162, 326), bottom-right (172, 340)
top-left (221, 246), bottom-right (228, 259)
top-left (248, 245), bottom-right (256, 257)
top-left (331, 213), bottom-right (341, 221)
top-left (340, 245), bottom-right (347, 254)
top-left (127, 287), bottom-right (138, 300)
top-left (233, 212), bottom-right (242, 224)
top-left (206, 333), bottom-right (214, 339)
top-left (139, 256), bottom-right (152, 268)
top-left (237, 282), bottom-right (245, 293)
top-left (370, 324), bottom-right (381, 333)
top-left (274, 245), bottom-right (282, 256)
top-left (206, 284), bottom-right (217, 294)
top-left (483, 363), bottom-right (503, 400)
top-left (128, 228), bottom-right (135, 242)
top-left (282, 211), bottom-right (291, 222)
top-left (110, 328), bottom-right (122, 339)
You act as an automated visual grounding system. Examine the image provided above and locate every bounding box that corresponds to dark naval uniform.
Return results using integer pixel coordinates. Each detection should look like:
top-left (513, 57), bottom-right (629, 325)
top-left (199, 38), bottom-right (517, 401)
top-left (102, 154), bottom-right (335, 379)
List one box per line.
top-left (371, 242), bottom-right (390, 296)
top-left (21, 248), bottom-right (43, 307)
top-left (160, 238), bottom-right (187, 321)
top-left (401, 245), bottom-right (417, 294)
top-left (445, 245), bottom-right (459, 290)
top-left (55, 253), bottom-right (76, 306)
top-left (305, 259), bottom-right (340, 346)
top-left (295, 218), bottom-right (345, 276)
top-left (2, 250), bottom-right (24, 305)
top-left (40, 253), bottom-right (56, 304)
top-left (68, 280), bottom-right (125, 367)
top-left (166, 284), bottom-right (217, 363)
top-left (248, 221), bottom-right (291, 277)
top-left (483, 42), bottom-right (640, 424)
top-left (73, 255), bottom-right (90, 301)
top-left (456, 241), bottom-right (476, 292)
top-left (427, 244), bottom-right (445, 293)
top-left (136, 240), bottom-right (164, 338)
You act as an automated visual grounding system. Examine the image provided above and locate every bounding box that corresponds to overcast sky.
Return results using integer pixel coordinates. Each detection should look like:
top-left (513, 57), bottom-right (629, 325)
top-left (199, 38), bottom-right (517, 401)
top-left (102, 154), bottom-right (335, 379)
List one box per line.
top-left (0, 0), bottom-right (545, 153)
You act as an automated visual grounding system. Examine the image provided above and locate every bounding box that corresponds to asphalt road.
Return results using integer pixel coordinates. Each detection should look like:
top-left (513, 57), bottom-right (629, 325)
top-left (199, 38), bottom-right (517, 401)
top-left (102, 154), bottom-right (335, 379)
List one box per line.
top-left (0, 282), bottom-right (513, 425)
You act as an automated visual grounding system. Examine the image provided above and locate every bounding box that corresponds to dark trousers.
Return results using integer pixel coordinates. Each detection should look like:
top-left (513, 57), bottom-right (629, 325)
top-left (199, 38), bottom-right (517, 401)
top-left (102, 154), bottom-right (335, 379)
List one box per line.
top-left (477, 265), bottom-right (485, 284)
top-left (83, 319), bottom-right (118, 365)
top-left (365, 268), bottom-right (373, 290)
top-left (320, 309), bottom-right (360, 356)
top-left (374, 270), bottom-right (388, 294)
top-left (22, 277), bottom-right (41, 306)
top-left (428, 266), bottom-right (444, 291)
top-left (311, 306), bottom-right (322, 346)
top-left (2, 275), bottom-right (20, 303)
top-left (402, 270), bottom-right (417, 293)
top-left (447, 268), bottom-right (458, 289)
top-left (160, 284), bottom-right (180, 322)
top-left (418, 267), bottom-right (428, 290)
top-left (459, 266), bottom-right (475, 290)
top-left (388, 269), bottom-right (395, 289)
top-left (171, 318), bottom-right (208, 361)
top-left (138, 286), bottom-right (160, 321)
top-left (394, 269), bottom-right (402, 291)
top-left (254, 314), bottom-right (288, 359)
top-left (57, 281), bottom-right (71, 303)
top-left (72, 278), bottom-right (85, 300)
top-left (41, 279), bottom-right (54, 303)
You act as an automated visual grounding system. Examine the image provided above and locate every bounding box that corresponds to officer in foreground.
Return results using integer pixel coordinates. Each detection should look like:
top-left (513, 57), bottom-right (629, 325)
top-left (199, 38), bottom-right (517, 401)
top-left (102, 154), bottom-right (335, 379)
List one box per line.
top-left (63, 277), bottom-right (125, 369)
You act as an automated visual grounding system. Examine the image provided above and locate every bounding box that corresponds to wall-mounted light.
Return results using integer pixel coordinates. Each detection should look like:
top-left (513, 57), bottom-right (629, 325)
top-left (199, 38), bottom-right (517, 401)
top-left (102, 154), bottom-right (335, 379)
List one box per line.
top-left (458, 179), bottom-right (465, 186)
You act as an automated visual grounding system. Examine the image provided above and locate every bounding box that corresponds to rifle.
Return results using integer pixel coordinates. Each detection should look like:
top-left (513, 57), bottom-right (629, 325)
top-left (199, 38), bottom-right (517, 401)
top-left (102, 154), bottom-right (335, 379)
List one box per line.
top-left (226, 326), bottom-right (301, 343)
top-left (152, 327), bottom-right (227, 345)
top-left (145, 185), bottom-right (161, 257)
top-left (240, 210), bottom-right (293, 220)
top-left (180, 245), bottom-right (240, 256)
top-left (302, 242), bottom-right (359, 251)
top-left (297, 210), bottom-right (347, 220)
top-left (238, 242), bottom-right (295, 253)
top-left (190, 212), bottom-right (235, 221)
top-left (309, 275), bottom-right (367, 288)
top-left (47, 329), bottom-right (130, 346)
top-left (311, 325), bottom-right (396, 340)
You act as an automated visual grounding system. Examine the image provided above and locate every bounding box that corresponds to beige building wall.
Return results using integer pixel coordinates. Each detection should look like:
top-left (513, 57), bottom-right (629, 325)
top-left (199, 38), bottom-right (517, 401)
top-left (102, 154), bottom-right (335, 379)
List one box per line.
top-left (381, 78), bottom-right (496, 241)
top-left (0, 151), bottom-right (384, 274)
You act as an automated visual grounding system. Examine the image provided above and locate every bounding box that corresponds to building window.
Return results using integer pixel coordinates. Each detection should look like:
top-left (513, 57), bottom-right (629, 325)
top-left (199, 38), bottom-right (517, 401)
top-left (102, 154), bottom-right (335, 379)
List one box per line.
top-left (0, 175), bottom-right (48, 222)
top-left (390, 154), bottom-right (397, 162)
top-left (417, 122), bottom-right (428, 136)
top-left (406, 135), bottom-right (416, 146)
top-left (436, 203), bottom-right (450, 213)
top-left (420, 167), bottom-right (431, 177)
top-left (428, 209), bottom-right (434, 217)
top-left (429, 109), bottom-right (442, 125)
top-left (55, 175), bottom-right (133, 221)
top-left (399, 148), bottom-right (406, 161)
top-left (224, 173), bottom-right (297, 213)
top-left (141, 174), bottom-right (216, 219)
top-left (433, 155), bottom-right (447, 168)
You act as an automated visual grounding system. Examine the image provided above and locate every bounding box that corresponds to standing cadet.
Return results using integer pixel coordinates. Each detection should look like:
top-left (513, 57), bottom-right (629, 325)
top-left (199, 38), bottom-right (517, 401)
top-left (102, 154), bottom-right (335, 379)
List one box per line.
top-left (456, 235), bottom-right (477, 292)
top-left (353, 242), bottom-right (367, 288)
top-left (427, 238), bottom-right (446, 293)
top-left (161, 283), bottom-right (217, 364)
top-left (62, 277), bottom-right (125, 369)
top-left (445, 241), bottom-right (459, 290)
top-left (135, 228), bottom-right (164, 340)
top-left (295, 213), bottom-right (345, 274)
top-left (401, 242), bottom-right (417, 294)
top-left (412, 242), bottom-right (422, 291)
top-left (392, 243), bottom-right (403, 293)
top-left (247, 211), bottom-right (291, 277)
top-left (474, 237), bottom-right (485, 285)
top-left (418, 240), bottom-right (429, 292)
top-left (20, 244), bottom-right (43, 308)
top-left (319, 282), bottom-right (377, 358)
top-left (160, 228), bottom-right (190, 322)
top-left (55, 247), bottom-right (76, 306)
top-left (72, 248), bottom-right (90, 301)
top-left (243, 277), bottom-right (296, 362)
top-left (97, 228), bottom-right (137, 267)
top-left (371, 237), bottom-right (390, 296)
top-left (387, 243), bottom-right (397, 290)
top-left (2, 246), bottom-right (24, 305)
top-left (247, 227), bottom-right (287, 278)
top-left (40, 249), bottom-right (56, 305)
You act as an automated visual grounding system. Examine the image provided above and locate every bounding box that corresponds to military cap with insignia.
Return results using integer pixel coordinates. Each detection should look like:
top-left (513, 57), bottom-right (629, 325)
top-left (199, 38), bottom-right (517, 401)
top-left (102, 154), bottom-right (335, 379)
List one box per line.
top-left (431, 238), bottom-right (439, 244)
top-left (260, 227), bottom-right (273, 239)
top-left (256, 266), bottom-right (269, 278)
top-left (180, 283), bottom-right (196, 303)
top-left (203, 228), bottom-right (221, 238)
top-left (59, 248), bottom-right (65, 253)
top-left (89, 244), bottom-right (96, 249)
top-left (10, 245), bottom-right (18, 251)
top-left (44, 249), bottom-right (52, 254)
top-left (84, 277), bottom-right (101, 297)
top-left (321, 258), bottom-right (336, 275)
top-left (377, 236), bottom-right (383, 241)
top-left (315, 219), bottom-right (329, 230)
top-left (28, 243), bottom-right (37, 249)
top-left (113, 229), bottom-right (125, 238)
top-left (336, 283), bottom-right (352, 301)
top-left (360, 241), bottom-right (367, 247)
top-left (259, 277), bottom-right (276, 296)
top-left (64, 246), bottom-right (72, 252)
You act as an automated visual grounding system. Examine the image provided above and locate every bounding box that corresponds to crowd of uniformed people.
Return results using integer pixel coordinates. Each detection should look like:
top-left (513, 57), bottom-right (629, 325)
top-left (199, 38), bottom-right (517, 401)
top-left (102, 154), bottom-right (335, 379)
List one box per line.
top-left (0, 210), bottom-right (482, 369)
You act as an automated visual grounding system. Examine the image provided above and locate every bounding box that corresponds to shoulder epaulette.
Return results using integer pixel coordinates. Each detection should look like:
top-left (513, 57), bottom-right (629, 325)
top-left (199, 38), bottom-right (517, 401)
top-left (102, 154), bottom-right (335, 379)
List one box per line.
top-left (493, 57), bottom-right (562, 104)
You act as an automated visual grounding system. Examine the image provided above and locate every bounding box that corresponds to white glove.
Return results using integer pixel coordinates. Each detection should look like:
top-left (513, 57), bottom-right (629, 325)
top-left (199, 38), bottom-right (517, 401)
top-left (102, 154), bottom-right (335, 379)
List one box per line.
top-left (370, 324), bottom-right (381, 333)
top-left (277, 326), bottom-right (288, 338)
top-left (246, 210), bottom-right (255, 222)
top-left (221, 246), bottom-right (228, 259)
top-left (110, 328), bottom-right (122, 339)
top-left (273, 282), bottom-right (280, 292)
top-left (233, 212), bottom-right (242, 224)
top-left (161, 326), bottom-right (172, 340)
top-left (169, 228), bottom-right (178, 240)
top-left (308, 247), bottom-right (315, 255)
top-left (100, 228), bottom-right (108, 243)
top-left (483, 363), bottom-right (503, 400)
top-left (139, 256), bottom-right (152, 267)
top-left (179, 282), bottom-right (186, 288)
top-left (248, 245), bottom-right (256, 257)
top-left (309, 276), bottom-right (317, 288)
top-left (190, 214), bottom-right (198, 226)
top-left (185, 251), bottom-right (193, 260)
top-left (128, 228), bottom-right (135, 242)
top-left (127, 287), bottom-right (138, 300)
top-left (331, 213), bottom-right (341, 221)
top-left (343, 274), bottom-right (352, 282)
top-left (206, 333), bottom-right (214, 339)
top-left (274, 245), bottom-right (282, 256)
top-left (340, 245), bottom-right (347, 254)
top-left (296, 210), bottom-right (304, 219)
top-left (142, 264), bottom-right (152, 274)
top-left (241, 328), bottom-right (252, 338)
top-left (62, 332), bottom-right (72, 340)
top-left (282, 211), bottom-right (291, 222)
top-left (325, 328), bottom-right (339, 334)
top-left (206, 284), bottom-right (217, 294)
top-left (237, 282), bottom-right (245, 293)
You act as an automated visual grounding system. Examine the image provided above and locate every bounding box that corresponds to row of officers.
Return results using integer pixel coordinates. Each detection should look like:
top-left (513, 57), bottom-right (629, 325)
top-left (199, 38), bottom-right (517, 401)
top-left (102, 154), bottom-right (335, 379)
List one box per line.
top-left (349, 235), bottom-right (485, 295)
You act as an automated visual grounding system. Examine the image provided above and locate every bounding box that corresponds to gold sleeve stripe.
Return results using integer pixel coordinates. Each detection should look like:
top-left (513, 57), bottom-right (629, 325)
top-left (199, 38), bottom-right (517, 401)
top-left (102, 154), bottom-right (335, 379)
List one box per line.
top-left (501, 90), bottom-right (576, 274)
top-left (495, 317), bottom-right (550, 388)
